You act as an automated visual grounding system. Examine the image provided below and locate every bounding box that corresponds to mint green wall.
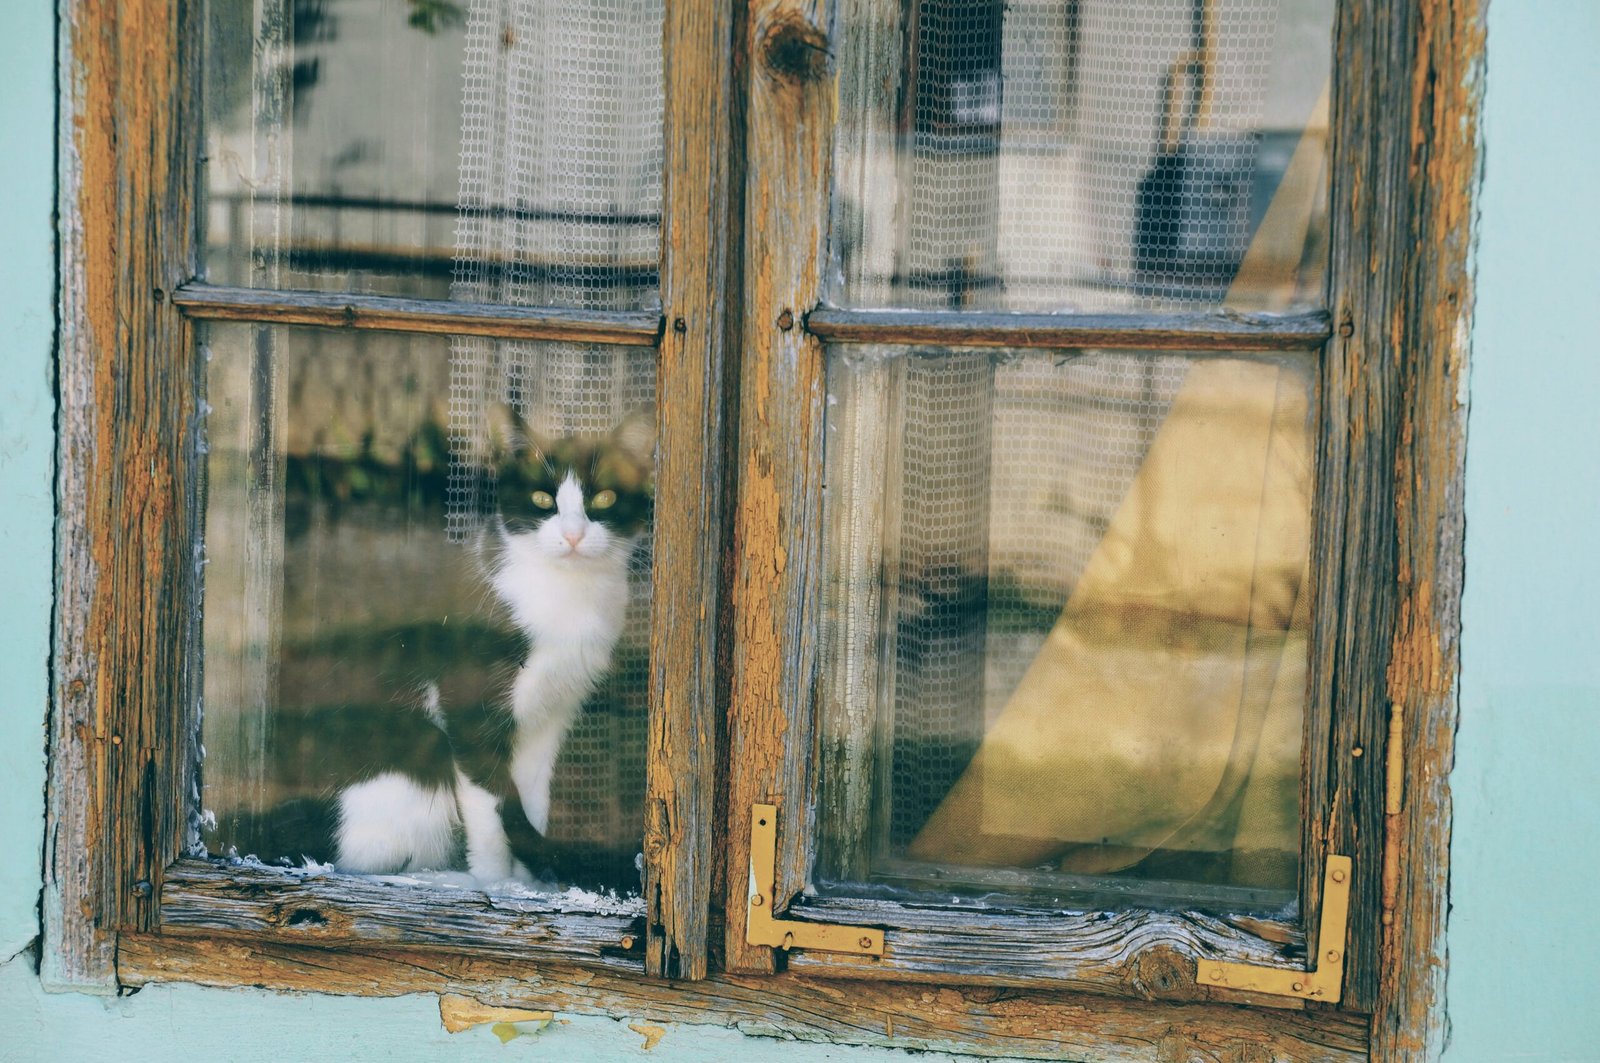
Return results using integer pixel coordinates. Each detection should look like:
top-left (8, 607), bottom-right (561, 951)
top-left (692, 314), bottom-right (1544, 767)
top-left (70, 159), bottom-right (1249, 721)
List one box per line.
top-left (4, 2), bottom-right (1599, 1060)
top-left (0, 0), bottom-right (56, 965)
top-left (1446, 2), bottom-right (1600, 1060)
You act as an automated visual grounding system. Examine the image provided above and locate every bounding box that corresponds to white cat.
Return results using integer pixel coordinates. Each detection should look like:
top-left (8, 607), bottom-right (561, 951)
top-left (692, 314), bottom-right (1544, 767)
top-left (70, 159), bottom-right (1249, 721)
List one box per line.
top-left (260, 415), bottom-right (652, 887)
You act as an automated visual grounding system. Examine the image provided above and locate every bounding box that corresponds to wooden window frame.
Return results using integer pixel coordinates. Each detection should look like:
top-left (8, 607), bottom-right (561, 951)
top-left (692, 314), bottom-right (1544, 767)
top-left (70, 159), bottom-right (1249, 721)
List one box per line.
top-left (44, 0), bottom-right (1479, 1059)
top-left (46, 0), bottom-right (730, 987)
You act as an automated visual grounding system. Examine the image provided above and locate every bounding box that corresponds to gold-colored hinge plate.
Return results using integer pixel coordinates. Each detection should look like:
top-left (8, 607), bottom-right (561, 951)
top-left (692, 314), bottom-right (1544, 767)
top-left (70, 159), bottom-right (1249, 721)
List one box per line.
top-left (1198, 854), bottom-right (1352, 1002)
top-left (746, 804), bottom-right (884, 957)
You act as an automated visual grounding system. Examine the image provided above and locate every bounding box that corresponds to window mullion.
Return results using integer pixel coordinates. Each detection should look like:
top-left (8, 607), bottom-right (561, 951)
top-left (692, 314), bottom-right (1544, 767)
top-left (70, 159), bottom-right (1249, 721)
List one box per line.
top-left (806, 307), bottom-right (1332, 351)
top-left (722, 0), bottom-right (840, 975)
top-left (172, 283), bottom-right (663, 346)
top-left (643, 0), bottom-right (744, 981)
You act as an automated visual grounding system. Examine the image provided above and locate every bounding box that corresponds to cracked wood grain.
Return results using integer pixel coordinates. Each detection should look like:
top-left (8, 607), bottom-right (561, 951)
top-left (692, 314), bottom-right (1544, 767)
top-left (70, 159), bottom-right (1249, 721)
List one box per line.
top-left (1301, 0), bottom-right (1479, 1031)
top-left (118, 934), bottom-right (1368, 1062)
top-left (642, 0), bottom-right (743, 982)
top-left (1368, 0), bottom-right (1480, 1057)
top-left (46, 0), bottom-right (202, 990)
top-left (722, 0), bottom-right (838, 974)
top-left (159, 861), bottom-right (643, 968)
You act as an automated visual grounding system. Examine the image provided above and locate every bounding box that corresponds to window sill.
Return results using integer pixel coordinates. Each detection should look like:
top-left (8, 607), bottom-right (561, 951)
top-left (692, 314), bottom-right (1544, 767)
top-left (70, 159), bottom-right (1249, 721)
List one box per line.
top-left (116, 931), bottom-right (1370, 1062)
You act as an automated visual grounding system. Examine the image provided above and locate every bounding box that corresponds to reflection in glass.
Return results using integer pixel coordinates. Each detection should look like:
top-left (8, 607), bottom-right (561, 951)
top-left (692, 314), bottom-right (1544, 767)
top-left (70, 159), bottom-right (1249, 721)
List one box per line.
top-left (201, 323), bottom-right (655, 896)
top-left (203, 0), bottom-right (663, 305)
top-left (817, 345), bottom-right (1314, 905)
top-left (829, 0), bottom-right (1334, 312)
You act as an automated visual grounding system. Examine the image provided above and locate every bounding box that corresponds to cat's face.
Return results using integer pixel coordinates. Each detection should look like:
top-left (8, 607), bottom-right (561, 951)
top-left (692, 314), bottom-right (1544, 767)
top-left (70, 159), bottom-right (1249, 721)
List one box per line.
top-left (493, 415), bottom-right (653, 564)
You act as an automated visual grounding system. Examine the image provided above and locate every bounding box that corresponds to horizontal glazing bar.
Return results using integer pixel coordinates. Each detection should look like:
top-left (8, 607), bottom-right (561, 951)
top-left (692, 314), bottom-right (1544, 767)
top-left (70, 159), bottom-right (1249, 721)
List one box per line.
top-left (806, 308), bottom-right (1332, 351)
top-left (173, 283), bottom-right (664, 346)
top-left (208, 190), bottom-right (661, 226)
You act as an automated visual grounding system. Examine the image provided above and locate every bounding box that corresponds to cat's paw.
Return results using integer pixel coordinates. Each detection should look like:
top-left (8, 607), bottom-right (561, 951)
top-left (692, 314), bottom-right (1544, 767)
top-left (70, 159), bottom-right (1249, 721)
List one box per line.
top-left (521, 791), bottom-right (551, 835)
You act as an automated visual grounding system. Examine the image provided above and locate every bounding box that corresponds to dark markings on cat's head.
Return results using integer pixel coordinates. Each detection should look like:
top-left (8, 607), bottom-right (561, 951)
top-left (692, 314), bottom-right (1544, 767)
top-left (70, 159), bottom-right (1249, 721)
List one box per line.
top-left (490, 406), bottom-right (654, 536)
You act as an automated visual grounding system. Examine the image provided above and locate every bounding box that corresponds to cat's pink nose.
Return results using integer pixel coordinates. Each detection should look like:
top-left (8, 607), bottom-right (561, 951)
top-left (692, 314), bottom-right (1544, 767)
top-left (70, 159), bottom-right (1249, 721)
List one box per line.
top-left (563, 529), bottom-right (585, 548)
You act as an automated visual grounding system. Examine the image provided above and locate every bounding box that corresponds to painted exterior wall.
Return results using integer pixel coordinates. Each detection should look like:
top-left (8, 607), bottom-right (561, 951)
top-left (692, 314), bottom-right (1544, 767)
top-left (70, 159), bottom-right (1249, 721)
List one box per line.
top-left (1444, 1), bottom-right (1600, 1060)
top-left (1, 1), bottom-right (1596, 1059)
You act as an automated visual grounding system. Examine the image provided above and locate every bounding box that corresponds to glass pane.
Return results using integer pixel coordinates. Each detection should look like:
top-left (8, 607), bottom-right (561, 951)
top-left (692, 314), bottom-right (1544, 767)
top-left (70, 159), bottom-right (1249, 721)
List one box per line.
top-left (203, 0), bottom-right (663, 306)
top-left (200, 322), bottom-right (655, 898)
top-left (816, 344), bottom-right (1313, 907)
top-left (829, 0), bottom-right (1334, 313)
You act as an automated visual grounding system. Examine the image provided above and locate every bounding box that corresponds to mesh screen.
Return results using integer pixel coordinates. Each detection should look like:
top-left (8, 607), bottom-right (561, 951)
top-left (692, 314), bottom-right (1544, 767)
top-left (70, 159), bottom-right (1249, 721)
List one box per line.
top-left (829, 0), bottom-right (1333, 312)
top-left (449, 0), bottom-right (664, 539)
top-left (886, 355), bottom-right (994, 843)
top-left (451, 0), bottom-right (663, 311)
top-left (445, 0), bottom-right (663, 886)
top-left (819, 346), bottom-right (1311, 894)
top-left (200, 0), bottom-right (665, 893)
top-left (201, 326), bottom-right (654, 892)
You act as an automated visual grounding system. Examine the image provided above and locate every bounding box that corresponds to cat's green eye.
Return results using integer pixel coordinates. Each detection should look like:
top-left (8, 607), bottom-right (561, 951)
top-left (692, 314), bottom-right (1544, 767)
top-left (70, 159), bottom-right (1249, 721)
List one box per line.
top-left (531, 490), bottom-right (556, 509)
top-left (591, 489), bottom-right (617, 510)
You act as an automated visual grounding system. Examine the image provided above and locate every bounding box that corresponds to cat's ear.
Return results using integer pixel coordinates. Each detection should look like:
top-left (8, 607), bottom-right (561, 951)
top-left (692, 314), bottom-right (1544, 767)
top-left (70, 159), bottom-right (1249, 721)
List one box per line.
top-left (610, 407), bottom-right (656, 467)
top-left (485, 402), bottom-right (556, 461)
top-left (484, 402), bottom-right (523, 459)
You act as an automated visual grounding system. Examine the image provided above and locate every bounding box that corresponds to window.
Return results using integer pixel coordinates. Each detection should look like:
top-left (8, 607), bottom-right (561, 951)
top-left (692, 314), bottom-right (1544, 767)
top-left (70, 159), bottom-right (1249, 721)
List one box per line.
top-left (48, 0), bottom-right (1476, 1056)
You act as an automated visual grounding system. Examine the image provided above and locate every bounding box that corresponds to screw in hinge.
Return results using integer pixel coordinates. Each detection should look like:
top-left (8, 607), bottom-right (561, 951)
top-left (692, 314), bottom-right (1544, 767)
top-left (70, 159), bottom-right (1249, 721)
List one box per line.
top-left (776, 309), bottom-right (794, 331)
top-left (750, 894), bottom-right (764, 907)
top-left (1331, 868), bottom-right (1347, 884)
top-left (131, 879), bottom-right (153, 900)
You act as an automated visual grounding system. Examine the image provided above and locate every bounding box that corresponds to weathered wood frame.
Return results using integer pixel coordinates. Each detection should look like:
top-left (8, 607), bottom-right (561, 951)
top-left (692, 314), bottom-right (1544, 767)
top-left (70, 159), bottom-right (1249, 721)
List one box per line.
top-left (722, 0), bottom-right (1324, 999)
top-left (45, 0), bottom-right (731, 988)
top-left (45, 0), bottom-right (1478, 1058)
top-left (719, 0), bottom-right (1478, 1057)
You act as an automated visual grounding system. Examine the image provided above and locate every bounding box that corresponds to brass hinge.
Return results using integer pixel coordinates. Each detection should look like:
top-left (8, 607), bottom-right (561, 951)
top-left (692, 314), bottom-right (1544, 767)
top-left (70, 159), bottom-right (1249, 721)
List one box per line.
top-left (1197, 854), bottom-right (1352, 1002)
top-left (745, 804), bottom-right (884, 957)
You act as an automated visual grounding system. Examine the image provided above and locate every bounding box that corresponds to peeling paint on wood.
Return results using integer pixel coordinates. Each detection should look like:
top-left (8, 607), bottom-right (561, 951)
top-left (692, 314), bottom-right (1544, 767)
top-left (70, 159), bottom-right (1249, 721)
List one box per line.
top-left (1305, 0), bottom-right (1479, 1024)
top-left (119, 934), bottom-right (1368, 1062)
top-left (645, 0), bottom-right (742, 981)
top-left (785, 899), bottom-right (1306, 1003)
top-left (723, 0), bottom-right (837, 974)
top-left (1370, 0), bottom-right (1482, 1058)
top-left (628, 1021), bottom-right (668, 1050)
top-left (1303, 0), bottom-right (1478, 1047)
top-left (438, 994), bottom-right (555, 1034)
top-left (158, 861), bottom-right (645, 969)
top-left (47, 0), bottom-right (202, 990)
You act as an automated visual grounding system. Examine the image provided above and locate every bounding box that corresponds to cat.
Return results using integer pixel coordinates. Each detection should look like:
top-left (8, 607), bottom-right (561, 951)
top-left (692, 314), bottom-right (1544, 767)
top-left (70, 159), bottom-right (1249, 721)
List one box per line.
top-left (237, 409), bottom-right (653, 888)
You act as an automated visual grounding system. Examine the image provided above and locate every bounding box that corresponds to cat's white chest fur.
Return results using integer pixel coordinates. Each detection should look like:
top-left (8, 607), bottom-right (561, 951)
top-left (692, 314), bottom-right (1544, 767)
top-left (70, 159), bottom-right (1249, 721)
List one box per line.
top-left (492, 530), bottom-right (630, 664)
top-left (490, 527), bottom-right (632, 834)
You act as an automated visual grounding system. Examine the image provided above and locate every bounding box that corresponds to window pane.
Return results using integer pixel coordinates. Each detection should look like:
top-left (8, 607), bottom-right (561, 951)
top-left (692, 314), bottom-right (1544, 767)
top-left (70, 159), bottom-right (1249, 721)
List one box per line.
top-left (203, 0), bottom-right (663, 306)
top-left (829, 0), bottom-right (1333, 313)
top-left (816, 345), bottom-right (1313, 907)
top-left (200, 322), bottom-right (655, 898)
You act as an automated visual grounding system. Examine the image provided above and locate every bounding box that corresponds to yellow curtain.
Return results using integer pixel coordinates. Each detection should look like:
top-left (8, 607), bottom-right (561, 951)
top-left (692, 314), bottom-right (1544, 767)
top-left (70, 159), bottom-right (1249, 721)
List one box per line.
top-left (907, 86), bottom-right (1328, 887)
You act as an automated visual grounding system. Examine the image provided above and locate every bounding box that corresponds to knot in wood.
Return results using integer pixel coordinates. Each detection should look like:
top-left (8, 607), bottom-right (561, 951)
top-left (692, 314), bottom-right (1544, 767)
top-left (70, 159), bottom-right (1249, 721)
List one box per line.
top-left (761, 16), bottom-right (830, 84)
